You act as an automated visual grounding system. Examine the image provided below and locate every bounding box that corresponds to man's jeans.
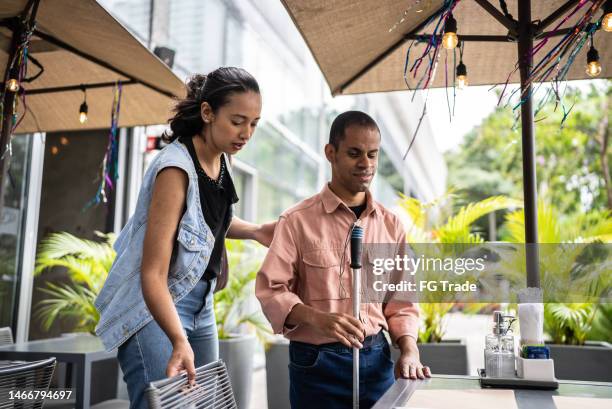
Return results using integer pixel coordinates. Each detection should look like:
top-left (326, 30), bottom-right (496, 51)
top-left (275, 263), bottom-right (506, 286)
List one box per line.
top-left (117, 278), bottom-right (217, 409)
top-left (289, 331), bottom-right (394, 409)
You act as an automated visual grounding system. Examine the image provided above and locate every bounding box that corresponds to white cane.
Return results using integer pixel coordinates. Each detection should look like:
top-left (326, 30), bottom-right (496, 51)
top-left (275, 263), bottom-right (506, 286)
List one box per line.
top-left (350, 225), bottom-right (364, 409)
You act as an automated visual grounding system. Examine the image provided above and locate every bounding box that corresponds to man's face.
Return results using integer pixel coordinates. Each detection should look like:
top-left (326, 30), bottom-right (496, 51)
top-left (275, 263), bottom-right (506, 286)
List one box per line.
top-left (326, 124), bottom-right (380, 194)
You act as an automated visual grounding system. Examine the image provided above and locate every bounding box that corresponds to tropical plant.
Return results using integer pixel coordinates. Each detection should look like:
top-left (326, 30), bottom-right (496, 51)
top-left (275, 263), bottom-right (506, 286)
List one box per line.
top-left (398, 192), bottom-right (521, 342)
top-left (445, 82), bottom-right (612, 215)
top-left (588, 303), bottom-right (612, 343)
top-left (544, 303), bottom-right (598, 345)
top-left (500, 202), bottom-right (612, 345)
top-left (214, 239), bottom-right (271, 344)
top-left (34, 231), bottom-right (116, 333)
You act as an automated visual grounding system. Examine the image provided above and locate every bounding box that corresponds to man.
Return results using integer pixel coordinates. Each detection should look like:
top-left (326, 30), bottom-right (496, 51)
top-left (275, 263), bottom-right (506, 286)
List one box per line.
top-left (256, 111), bottom-right (431, 408)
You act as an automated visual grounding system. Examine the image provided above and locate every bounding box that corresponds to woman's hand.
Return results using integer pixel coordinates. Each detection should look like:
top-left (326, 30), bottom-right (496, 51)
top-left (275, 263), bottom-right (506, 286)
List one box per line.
top-left (166, 339), bottom-right (196, 385)
top-left (253, 221), bottom-right (277, 247)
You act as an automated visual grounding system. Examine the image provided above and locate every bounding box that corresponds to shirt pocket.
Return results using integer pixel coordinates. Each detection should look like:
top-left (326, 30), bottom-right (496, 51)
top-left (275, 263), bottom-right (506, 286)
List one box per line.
top-left (170, 224), bottom-right (208, 280)
top-left (177, 223), bottom-right (207, 251)
top-left (302, 249), bottom-right (350, 301)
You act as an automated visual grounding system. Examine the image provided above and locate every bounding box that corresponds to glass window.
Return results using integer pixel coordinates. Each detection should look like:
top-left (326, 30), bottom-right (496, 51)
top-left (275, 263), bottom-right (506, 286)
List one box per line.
top-left (0, 134), bottom-right (31, 329)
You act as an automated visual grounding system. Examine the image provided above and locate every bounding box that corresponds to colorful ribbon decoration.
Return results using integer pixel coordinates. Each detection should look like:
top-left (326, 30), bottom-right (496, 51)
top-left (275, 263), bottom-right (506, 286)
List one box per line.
top-left (85, 81), bottom-right (123, 210)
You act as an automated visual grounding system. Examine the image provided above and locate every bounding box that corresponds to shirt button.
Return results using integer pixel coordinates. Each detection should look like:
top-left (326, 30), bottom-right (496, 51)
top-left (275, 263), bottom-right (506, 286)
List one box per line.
top-left (190, 238), bottom-right (195, 245)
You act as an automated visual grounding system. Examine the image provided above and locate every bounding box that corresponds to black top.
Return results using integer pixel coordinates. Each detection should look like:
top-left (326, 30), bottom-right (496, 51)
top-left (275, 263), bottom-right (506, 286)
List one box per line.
top-left (181, 136), bottom-right (239, 280)
top-left (349, 203), bottom-right (367, 219)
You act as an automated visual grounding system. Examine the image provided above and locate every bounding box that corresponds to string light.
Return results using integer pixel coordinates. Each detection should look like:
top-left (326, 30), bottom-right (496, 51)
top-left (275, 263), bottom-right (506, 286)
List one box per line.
top-left (442, 13), bottom-right (458, 49)
top-left (455, 41), bottom-right (468, 89)
top-left (585, 35), bottom-right (602, 77)
top-left (603, 0), bottom-right (612, 32)
top-left (456, 62), bottom-right (468, 89)
top-left (6, 79), bottom-right (19, 92)
top-left (79, 86), bottom-right (88, 124)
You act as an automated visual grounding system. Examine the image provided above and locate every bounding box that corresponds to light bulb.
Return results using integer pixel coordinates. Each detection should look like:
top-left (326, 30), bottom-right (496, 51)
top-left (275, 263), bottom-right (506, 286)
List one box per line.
top-left (442, 14), bottom-right (458, 49)
top-left (456, 75), bottom-right (468, 89)
top-left (6, 79), bottom-right (19, 92)
top-left (456, 61), bottom-right (468, 89)
top-left (79, 101), bottom-right (88, 124)
top-left (603, 12), bottom-right (612, 32)
top-left (586, 61), bottom-right (602, 77)
top-left (586, 46), bottom-right (601, 77)
top-left (442, 32), bottom-right (458, 49)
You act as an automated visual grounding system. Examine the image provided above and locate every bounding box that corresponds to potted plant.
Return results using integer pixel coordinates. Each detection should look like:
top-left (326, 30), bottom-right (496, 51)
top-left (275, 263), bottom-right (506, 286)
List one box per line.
top-left (396, 193), bottom-right (521, 375)
top-left (35, 231), bottom-right (116, 333)
top-left (500, 204), bottom-right (612, 381)
top-left (215, 239), bottom-right (271, 409)
top-left (34, 231), bottom-right (124, 403)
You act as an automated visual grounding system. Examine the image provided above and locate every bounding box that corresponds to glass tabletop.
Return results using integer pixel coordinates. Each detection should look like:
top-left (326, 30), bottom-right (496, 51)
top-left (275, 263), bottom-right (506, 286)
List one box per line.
top-left (373, 376), bottom-right (612, 409)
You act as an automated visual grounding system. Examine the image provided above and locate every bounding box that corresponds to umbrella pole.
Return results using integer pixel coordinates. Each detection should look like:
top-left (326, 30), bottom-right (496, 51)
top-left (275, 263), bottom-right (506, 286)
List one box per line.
top-left (517, 0), bottom-right (540, 288)
top-left (0, 20), bottom-right (25, 220)
top-left (0, 0), bottom-right (40, 220)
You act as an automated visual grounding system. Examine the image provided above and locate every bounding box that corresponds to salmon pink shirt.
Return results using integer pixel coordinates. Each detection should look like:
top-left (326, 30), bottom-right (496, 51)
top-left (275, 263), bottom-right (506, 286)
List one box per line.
top-left (256, 184), bottom-right (419, 345)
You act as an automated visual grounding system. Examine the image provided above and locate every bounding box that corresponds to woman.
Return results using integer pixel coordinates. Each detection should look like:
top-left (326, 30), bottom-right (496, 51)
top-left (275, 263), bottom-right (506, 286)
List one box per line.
top-left (95, 67), bottom-right (273, 408)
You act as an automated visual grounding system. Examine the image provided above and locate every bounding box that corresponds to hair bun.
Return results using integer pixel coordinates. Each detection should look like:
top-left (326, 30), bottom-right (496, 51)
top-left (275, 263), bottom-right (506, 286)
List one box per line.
top-left (186, 74), bottom-right (207, 101)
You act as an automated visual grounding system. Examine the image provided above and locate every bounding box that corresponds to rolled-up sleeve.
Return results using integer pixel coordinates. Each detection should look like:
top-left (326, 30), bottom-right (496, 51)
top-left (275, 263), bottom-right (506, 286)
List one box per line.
top-left (384, 302), bottom-right (419, 343)
top-left (256, 216), bottom-right (303, 335)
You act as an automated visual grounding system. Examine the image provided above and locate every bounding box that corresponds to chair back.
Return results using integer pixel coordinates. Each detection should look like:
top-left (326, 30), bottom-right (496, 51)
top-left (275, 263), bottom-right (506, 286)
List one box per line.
top-left (0, 357), bottom-right (57, 409)
top-left (0, 327), bottom-right (13, 346)
top-left (146, 360), bottom-right (237, 409)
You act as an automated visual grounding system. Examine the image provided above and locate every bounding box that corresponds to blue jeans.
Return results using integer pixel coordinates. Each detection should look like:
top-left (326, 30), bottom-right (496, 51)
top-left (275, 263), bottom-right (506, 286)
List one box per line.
top-left (289, 332), bottom-right (394, 409)
top-left (117, 278), bottom-right (217, 409)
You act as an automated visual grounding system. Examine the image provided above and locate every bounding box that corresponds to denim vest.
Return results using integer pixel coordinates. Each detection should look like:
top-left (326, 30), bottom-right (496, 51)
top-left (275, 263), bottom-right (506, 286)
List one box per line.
top-left (94, 139), bottom-right (231, 351)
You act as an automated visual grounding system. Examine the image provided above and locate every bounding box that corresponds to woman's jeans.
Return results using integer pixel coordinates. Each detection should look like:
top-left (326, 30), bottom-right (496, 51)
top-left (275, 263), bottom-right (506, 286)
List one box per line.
top-left (289, 331), bottom-right (395, 409)
top-left (117, 278), bottom-right (217, 409)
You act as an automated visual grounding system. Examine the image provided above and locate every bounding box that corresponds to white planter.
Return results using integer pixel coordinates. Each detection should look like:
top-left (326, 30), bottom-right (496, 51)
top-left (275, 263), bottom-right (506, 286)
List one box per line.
top-left (219, 334), bottom-right (256, 409)
top-left (264, 338), bottom-right (290, 409)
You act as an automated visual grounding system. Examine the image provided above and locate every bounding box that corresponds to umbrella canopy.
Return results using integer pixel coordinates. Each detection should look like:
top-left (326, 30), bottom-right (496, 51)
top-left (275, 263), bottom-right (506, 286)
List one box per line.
top-left (0, 0), bottom-right (184, 133)
top-left (282, 0), bottom-right (611, 94)
top-left (282, 0), bottom-right (611, 288)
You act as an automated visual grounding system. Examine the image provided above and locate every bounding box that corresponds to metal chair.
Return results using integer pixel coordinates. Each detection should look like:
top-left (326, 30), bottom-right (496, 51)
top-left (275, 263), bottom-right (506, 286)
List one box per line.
top-left (0, 357), bottom-right (56, 409)
top-left (0, 327), bottom-right (13, 346)
top-left (146, 360), bottom-right (237, 409)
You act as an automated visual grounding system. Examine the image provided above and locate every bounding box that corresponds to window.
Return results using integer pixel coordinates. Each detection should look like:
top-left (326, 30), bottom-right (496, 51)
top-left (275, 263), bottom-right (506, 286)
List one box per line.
top-left (0, 135), bottom-right (31, 330)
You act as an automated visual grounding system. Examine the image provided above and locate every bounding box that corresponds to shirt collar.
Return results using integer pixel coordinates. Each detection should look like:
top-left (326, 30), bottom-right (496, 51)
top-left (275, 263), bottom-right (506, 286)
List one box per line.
top-left (320, 183), bottom-right (378, 216)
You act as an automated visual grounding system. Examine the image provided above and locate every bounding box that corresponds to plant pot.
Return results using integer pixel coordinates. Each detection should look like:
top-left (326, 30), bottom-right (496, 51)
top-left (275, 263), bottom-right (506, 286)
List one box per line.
top-left (390, 339), bottom-right (469, 375)
top-left (219, 334), bottom-right (256, 409)
top-left (264, 338), bottom-right (290, 409)
top-left (547, 341), bottom-right (612, 382)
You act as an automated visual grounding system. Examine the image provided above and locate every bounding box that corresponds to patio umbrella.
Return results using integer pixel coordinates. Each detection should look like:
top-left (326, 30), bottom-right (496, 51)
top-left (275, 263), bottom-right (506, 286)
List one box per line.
top-left (281, 0), bottom-right (611, 288)
top-left (0, 0), bottom-right (184, 212)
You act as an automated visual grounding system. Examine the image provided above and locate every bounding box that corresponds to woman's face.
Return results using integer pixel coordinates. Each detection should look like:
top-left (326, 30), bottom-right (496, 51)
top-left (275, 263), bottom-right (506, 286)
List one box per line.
top-left (203, 91), bottom-right (262, 154)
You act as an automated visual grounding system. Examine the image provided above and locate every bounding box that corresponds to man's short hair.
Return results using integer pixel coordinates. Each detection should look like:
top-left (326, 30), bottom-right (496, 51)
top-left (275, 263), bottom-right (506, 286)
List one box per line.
top-left (329, 111), bottom-right (380, 149)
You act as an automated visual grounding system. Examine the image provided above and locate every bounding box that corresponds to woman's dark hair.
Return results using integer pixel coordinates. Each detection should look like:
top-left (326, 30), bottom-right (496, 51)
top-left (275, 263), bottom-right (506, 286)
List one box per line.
top-left (163, 67), bottom-right (260, 143)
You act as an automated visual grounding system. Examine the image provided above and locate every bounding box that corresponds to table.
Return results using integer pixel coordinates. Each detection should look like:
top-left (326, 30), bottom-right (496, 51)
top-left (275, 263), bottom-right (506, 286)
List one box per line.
top-left (373, 375), bottom-right (612, 409)
top-left (0, 334), bottom-right (116, 409)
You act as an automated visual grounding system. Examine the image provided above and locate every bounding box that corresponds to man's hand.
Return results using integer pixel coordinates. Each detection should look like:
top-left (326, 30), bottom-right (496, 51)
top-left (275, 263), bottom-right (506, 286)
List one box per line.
top-left (394, 335), bottom-right (431, 380)
top-left (310, 311), bottom-right (365, 348)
